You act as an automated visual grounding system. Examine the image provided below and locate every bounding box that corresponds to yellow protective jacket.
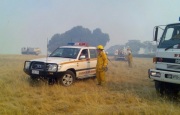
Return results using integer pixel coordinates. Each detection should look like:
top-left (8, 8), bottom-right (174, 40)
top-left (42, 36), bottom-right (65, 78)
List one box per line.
top-left (127, 53), bottom-right (133, 62)
top-left (96, 51), bottom-right (108, 71)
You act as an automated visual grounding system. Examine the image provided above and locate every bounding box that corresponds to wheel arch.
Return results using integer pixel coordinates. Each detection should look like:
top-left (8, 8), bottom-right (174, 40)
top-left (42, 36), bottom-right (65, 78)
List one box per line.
top-left (67, 68), bottom-right (76, 77)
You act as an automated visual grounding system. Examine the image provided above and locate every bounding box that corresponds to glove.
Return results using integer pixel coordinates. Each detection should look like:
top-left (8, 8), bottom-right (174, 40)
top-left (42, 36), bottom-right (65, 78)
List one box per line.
top-left (103, 66), bottom-right (108, 72)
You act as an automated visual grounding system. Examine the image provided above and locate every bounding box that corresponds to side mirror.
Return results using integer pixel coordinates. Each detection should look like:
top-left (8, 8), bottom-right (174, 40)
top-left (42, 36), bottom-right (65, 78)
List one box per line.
top-left (154, 27), bottom-right (158, 41)
top-left (79, 55), bottom-right (86, 59)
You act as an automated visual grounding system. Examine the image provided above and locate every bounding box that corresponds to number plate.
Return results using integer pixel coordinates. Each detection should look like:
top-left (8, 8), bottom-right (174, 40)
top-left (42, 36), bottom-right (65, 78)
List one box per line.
top-left (172, 75), bottom-right (180, 80)
top-left (32, 70), bottom-right (39, 74)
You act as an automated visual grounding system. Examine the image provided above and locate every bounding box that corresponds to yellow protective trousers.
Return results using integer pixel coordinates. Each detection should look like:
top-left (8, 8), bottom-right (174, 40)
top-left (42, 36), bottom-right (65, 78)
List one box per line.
top-left (127, 54), bottom-right (133, 67)
top-left (96, 70), bottom-right (105, 85)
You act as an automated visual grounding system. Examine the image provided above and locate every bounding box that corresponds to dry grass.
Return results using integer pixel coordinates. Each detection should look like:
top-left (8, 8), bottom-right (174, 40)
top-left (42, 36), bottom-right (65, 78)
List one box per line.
top-left (0, 55), bottom-right (180, 115)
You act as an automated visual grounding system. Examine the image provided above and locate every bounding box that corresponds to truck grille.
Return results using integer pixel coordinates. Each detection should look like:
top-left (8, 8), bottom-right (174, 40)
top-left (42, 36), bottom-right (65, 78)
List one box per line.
top-left (167, 64), bottom-right (180, 69)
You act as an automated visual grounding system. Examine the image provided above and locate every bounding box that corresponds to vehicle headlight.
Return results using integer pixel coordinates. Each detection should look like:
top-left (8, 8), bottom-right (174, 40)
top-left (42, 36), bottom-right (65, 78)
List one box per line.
top-left (47, 64), bottom-right (58, 72)
top-left (24, 61), bottom-right (31, 69)
top-left (150, 71), bottom-right (161, 77)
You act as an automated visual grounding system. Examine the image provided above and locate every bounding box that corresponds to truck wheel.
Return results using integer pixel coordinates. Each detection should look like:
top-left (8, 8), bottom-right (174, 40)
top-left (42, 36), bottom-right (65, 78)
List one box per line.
top-left (155, 81), bottom-right (165, 95)
top-left (58, 70), bottom-right (75, 86)
top-left (164, 83), bottom-right (179, 97)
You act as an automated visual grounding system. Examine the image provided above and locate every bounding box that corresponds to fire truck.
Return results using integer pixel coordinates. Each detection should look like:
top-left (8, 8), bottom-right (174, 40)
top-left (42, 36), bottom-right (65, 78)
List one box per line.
top-left (114, 49), bottom-right (127, 61)
top-left (21, 47), bottom-right (41, 55)
top-left (148, 20), bottom-right (180, 95)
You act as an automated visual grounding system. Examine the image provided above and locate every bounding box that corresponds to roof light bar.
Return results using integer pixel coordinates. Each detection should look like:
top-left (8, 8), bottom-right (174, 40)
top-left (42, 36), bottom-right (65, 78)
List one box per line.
top-left (67, 43), bottom-right (75, 46)
top-left (67, 42), bottom-right (88, 46)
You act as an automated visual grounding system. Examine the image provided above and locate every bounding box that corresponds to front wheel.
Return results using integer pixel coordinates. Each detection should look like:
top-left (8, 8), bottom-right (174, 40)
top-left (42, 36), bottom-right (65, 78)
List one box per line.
top-left (155, 81), bottom-right (179, 96)
top-left (155, 81), bottom-right (165, 95)
top-left (58, 70), bottom-right (75, 86)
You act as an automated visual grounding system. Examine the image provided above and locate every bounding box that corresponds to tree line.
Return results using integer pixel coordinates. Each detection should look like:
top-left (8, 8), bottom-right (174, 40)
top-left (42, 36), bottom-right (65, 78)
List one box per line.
top-left (48, 26), bottom-right (156, 54)
top-left (107, 40), bottom-right (157, 55)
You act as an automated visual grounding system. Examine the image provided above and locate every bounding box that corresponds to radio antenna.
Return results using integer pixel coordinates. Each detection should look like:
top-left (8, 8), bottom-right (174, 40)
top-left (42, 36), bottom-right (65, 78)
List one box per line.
top-left (46, 38), bottom-right (49, 84)
top-left (46, 38), bottom-right (48, 62)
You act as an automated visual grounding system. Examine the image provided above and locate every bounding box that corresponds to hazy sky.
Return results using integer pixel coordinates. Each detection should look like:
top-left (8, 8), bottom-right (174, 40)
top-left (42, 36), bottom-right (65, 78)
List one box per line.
top-left (0, 0), bottom-right (180, 54)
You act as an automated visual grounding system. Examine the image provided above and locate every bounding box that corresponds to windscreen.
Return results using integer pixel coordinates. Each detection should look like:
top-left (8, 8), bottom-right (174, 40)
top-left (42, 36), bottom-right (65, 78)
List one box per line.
top-left (159, 24), bottom-right (180, 49)
top-left (49, 48), bottom-right (80, 59)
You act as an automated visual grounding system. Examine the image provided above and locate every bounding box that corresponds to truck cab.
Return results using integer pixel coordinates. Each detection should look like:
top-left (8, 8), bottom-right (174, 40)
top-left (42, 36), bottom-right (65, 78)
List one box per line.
top-left (21, 47), bottom-right (41, 55)
top-left (149, 22), bottom-right (180, 95)
top-left (23, 42), bottom-right (97, 86)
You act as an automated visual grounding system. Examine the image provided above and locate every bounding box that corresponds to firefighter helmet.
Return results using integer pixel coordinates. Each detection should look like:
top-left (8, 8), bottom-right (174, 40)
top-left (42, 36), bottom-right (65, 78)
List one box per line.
top-left (97, 45), bottom-right (104, 50)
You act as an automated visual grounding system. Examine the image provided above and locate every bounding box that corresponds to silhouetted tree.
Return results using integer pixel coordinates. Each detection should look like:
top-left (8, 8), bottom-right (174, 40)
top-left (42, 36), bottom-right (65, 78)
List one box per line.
top-left (125, 40), bottom-right (142, 54)
top-left (48, 26), bottom-right (110, 52)
top-left (92, 28), bottom-right (110, 47)
top-left (142, 41), bottom-right (157, 53)
top-left (106, 45), bottom-right (125, 55)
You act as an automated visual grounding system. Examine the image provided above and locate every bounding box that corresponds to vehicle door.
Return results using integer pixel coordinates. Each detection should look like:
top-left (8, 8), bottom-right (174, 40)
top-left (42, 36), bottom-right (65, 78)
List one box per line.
top-left (88, 48), bottom-right (97, 76)
top-left (76, 49), bottom-right (91, 78)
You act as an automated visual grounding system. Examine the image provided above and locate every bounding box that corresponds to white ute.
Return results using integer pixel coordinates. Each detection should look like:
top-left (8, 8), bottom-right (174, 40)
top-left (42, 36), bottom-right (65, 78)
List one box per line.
top-left (23, 42), bottom-right (97, 86)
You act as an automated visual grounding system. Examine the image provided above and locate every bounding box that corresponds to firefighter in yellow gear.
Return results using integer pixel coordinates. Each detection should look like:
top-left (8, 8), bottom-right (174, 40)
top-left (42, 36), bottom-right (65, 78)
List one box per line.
top-left (96, 45), bottom-right (108, 86)
top-left (126, 48), bottom-right (133, 67)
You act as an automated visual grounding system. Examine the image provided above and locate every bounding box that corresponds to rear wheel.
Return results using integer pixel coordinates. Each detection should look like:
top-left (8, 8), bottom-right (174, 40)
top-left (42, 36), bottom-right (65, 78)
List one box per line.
top-left (58, 70), bottom-right (75, 86)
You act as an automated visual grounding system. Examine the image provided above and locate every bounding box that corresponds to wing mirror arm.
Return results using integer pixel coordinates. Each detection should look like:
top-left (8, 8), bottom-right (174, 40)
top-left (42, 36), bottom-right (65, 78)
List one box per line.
top-left (154, 27), bottom-right (158, 41)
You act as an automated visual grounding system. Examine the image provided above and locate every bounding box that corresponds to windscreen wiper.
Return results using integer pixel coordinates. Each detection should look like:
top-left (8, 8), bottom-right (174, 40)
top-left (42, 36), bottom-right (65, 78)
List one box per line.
top-left (165, 42), bottom-right (180, 51)
top-left (49, 55), bottom-right (62, 57)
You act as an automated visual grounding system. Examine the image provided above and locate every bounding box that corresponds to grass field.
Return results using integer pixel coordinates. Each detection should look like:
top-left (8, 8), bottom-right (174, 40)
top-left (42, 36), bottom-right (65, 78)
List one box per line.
top-left (0, 55), bottom-right (180, 115)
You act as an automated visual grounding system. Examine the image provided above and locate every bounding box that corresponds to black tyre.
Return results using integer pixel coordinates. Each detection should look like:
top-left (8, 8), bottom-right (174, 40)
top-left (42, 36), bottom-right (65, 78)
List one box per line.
top-left (164, 83), bottom-right (179, 97)
top-left (30, 75), bottom-right (40, 81)
top-left (155, 81), bottom-right (180, 97)
top-left (91, 76), bottom-right (96, 80)
top-left (29, 76), bottom-right (42, 86)
top-left (155, 81), bottom-right (165, 95)
top-left (58, 70), bottom-right (75, 86)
